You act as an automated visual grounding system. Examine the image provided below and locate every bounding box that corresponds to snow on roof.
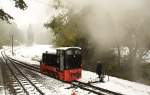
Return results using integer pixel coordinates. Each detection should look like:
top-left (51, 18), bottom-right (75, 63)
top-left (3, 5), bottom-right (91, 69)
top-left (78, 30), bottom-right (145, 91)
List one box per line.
top-left (57, 47), bottom-right (81, 50)
top-left (43, 48), bottom-right (56, 54)
top-left (44, 47), bottom-right (81, 54)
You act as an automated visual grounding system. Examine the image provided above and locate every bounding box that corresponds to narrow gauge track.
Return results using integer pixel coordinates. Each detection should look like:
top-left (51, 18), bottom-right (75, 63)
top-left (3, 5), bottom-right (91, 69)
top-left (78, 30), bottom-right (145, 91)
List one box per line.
top-left (8, 56), bottom-right (40, 70)
top-left (72, 80), bottom-right (123, 95)
top-left (5, 51), bottom-right (124, 95)
top-left (1, 51), bottom-right (45, 95)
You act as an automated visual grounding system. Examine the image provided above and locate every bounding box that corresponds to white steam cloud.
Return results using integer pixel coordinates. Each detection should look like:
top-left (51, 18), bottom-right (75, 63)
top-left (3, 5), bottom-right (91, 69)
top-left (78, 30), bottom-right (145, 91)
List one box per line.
top-left (62, 0), bottom-right (150, 48)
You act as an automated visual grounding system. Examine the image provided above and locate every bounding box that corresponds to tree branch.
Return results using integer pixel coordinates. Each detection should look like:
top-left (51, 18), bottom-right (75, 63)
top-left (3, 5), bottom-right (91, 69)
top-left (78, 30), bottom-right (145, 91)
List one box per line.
top-left (0, 9), bottom-right (14, 23)
top-left (0, 0), bottom-right (27, 23)
top-left (13, 0), bottom-right (27, 10)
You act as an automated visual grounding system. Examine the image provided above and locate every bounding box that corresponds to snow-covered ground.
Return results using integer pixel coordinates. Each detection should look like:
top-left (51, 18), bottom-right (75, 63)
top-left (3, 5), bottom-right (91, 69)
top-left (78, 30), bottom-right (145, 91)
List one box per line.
top-left (4, 44), bottom-right (150, 95)
top-left (6, 45), bottom-right (55, 65)
top-left (0, 49), bottom-right (5, 95)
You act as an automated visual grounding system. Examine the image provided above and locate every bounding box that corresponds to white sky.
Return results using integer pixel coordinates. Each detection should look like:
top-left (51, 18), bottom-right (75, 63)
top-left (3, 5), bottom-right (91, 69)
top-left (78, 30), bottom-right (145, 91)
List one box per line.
top-left (0, 0), bottom-right (54, 29)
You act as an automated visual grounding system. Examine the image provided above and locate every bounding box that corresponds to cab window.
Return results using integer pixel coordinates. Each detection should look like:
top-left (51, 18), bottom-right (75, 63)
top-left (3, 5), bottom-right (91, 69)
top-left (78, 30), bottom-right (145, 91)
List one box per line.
top-left (66, 50), bottom-right (73, 55)
top-left (75, 50), bottom-right (81, 55)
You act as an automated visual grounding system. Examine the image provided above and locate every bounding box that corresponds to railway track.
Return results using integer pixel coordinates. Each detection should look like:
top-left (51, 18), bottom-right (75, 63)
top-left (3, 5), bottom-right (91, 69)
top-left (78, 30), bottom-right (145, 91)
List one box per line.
top-left (72, 80), bottom-right (123, 95)
top-left (2, 50), bottom-right (124, 95)
top-left (1, 51), bottom-right (46, 95)
top-left (7, 56), bottom-right (40, 70)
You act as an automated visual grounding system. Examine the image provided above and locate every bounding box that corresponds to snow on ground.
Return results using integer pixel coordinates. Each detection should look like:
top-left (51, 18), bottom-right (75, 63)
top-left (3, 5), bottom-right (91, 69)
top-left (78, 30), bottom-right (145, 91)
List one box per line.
top-left (4, 45), bottom-right (150, 95)
top-left (0, 49), bottom-right (5, 95)
top-left (80, 71), bottom-right (150, 95)
top-left (0, 49), bottom-right (2, 57)
top-left (6, 44), bottom-right (55, 65)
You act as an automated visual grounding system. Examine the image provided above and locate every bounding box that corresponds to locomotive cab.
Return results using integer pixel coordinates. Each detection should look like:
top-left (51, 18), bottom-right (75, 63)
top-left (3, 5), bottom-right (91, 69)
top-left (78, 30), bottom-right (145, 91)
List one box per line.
top-left (57, 47), bottom-right (81, 71)
top-left (56, 47), bottom-right (82, 81)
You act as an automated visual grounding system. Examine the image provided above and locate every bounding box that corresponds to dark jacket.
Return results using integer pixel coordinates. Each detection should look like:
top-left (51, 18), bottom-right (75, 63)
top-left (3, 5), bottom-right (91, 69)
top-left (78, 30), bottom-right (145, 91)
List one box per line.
top-left (96, 63), bottom-right (102, 75)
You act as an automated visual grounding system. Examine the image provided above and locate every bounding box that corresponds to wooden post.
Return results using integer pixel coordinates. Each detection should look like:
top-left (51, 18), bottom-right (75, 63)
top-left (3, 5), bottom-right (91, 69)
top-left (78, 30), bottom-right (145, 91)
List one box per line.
top-left (12, 34), bottom-right (14, 56)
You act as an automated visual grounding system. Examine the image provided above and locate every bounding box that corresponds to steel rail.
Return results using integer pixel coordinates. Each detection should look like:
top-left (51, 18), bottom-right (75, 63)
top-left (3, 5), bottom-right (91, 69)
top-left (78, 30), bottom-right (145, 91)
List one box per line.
top-left (1, 51), bottom-right (29, 95)
top-left (9, 58), bottom-right (40, 72)
top-left (73, 80), bottom-right (124, 95)
top-left (7, 56), bottom-right (39, 69)
top-left (2, 51), bottom-right (45, 95)
top-left (5, 50), bottom-right (124, 95)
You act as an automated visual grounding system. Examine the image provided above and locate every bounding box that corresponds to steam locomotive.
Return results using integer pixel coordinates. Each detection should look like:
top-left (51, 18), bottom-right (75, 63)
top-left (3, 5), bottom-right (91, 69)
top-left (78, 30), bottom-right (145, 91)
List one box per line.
top-left (40, 47), bottom-right (82, 82)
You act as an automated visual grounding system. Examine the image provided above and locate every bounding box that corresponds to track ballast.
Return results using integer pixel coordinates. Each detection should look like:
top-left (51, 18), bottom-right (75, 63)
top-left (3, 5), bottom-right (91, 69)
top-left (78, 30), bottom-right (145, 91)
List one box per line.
top-left (2, 50), bottom-right (124, 95)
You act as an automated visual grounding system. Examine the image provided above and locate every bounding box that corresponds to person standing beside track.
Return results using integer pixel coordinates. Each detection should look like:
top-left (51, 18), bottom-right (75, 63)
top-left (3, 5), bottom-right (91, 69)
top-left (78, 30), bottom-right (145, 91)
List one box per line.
top-left (96, 60), bottom-right (104, 82)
